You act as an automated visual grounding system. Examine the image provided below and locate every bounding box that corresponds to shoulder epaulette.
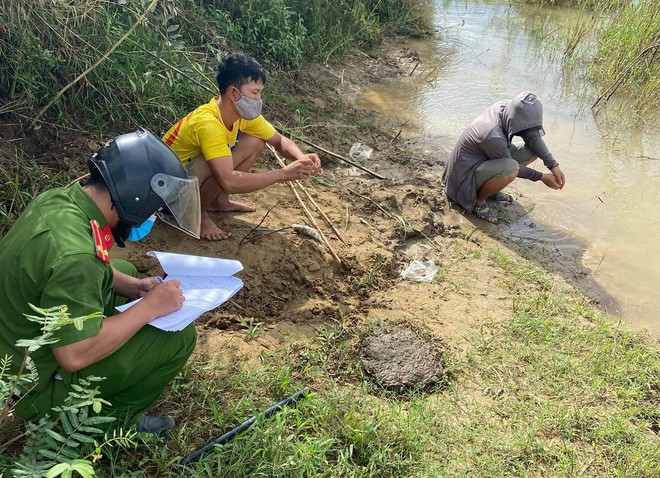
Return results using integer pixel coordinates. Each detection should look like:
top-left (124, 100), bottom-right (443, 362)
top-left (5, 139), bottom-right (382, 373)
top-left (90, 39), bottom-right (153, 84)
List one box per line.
top-left (90, 219), bottom-right (112, 263)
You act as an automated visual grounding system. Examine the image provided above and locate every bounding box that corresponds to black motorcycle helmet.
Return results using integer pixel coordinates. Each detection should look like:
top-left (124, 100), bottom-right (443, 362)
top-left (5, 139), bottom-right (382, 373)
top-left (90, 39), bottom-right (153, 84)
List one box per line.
top-left (88, 127), bottom-right (200, 246)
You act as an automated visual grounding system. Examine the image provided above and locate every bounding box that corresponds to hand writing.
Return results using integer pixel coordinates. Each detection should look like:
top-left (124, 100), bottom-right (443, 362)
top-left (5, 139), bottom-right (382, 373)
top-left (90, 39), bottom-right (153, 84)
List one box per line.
top-left (141, 279), bottom-right (185, 318)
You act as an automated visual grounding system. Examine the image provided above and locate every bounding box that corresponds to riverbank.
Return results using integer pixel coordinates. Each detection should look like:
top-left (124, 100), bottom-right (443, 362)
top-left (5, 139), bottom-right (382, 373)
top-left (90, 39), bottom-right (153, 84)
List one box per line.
top-left (102, 47), bottom-right (659, 476)
top-left (1, 37), bottom-right (658, 478)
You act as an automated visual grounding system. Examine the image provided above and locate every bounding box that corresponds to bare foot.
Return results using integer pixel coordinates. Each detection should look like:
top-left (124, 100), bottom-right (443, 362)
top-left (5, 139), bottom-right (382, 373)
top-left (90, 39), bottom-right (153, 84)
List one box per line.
top-left (200, 213), bottom-right (231, 241)
top-left (208, 196), bottom-right (256, 213)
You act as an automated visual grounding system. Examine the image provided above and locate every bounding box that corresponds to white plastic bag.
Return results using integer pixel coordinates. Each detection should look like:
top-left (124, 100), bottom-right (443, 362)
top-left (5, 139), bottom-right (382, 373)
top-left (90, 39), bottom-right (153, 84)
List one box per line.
top-left (400, 260), bottom-right (437, 283)
top-left (349, 143), bottom-right (373, 162)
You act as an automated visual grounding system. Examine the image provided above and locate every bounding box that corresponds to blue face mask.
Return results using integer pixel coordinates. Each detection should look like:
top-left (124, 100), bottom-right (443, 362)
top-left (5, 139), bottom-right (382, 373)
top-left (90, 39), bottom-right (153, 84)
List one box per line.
top-left (127, 214), bottom-right (157, 242)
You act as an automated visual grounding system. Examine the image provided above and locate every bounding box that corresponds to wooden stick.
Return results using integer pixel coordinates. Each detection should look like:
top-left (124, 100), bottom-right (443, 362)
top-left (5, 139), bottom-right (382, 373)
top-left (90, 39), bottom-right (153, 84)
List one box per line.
top-left (267, 145), bottom-right (341, 263)
top-left (276, 127), bottom-right (386, 180)
top-left (291, 184), bottom-right (342, 263)
top-left (297, 181), bottom-right (347, 245)
top-left (32, 0), bottom-right (159, 126)
top-left (266, 143), bottom-right (346, 244)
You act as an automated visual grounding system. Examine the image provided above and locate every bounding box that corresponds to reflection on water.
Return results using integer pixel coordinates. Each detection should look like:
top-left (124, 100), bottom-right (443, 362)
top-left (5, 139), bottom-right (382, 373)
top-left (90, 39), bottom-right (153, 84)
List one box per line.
top-left (357, 0), bottom-right (660, 335)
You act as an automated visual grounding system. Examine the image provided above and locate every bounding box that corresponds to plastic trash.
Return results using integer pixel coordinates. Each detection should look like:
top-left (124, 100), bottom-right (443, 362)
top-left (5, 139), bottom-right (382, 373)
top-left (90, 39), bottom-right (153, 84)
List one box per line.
top-left (349, 143), bottom-right (373, 162)
top-left (400, 260), bottom-right (437, 283)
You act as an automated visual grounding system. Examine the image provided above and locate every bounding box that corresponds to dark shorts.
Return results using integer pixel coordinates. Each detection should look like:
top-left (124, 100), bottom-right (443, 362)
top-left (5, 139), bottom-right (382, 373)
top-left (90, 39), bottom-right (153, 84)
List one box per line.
top-left (475, 141), bottom-right (535, 189)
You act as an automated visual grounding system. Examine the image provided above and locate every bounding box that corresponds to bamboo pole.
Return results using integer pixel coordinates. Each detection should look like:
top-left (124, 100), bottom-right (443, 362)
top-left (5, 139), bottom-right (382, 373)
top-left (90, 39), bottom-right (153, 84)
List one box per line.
top-left (290, 185), bottom-right (342, 263)
top-left (267, 145), bottom-right (341, 263)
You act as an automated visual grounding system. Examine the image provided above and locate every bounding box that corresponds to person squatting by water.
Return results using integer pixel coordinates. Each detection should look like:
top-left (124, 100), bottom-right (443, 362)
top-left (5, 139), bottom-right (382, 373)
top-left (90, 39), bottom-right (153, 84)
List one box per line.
top-left (162, 52), bottom-right (323, 241)
top-left (0, 129), bottom-right (202, 436)
top-left (443, 91), bottom-right (566, 224)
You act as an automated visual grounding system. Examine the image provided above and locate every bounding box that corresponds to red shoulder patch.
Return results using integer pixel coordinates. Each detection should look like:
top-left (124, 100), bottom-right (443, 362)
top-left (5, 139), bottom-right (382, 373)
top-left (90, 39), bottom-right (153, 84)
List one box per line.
top-left (91, 220), bottom-right (111, 263)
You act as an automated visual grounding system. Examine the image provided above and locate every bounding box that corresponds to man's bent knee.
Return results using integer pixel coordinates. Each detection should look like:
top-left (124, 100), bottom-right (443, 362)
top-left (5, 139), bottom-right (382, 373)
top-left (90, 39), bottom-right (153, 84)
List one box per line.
top-left (110, 259), bottom-right (137, 278)
top-left (232, 134), bottom-right (265, 168)
top-left (175, 323), bottom-right (197, 360)
top-left (503, 169), bottom-right (518, 181)
top-left (475, 158), bottom-right (519, 189)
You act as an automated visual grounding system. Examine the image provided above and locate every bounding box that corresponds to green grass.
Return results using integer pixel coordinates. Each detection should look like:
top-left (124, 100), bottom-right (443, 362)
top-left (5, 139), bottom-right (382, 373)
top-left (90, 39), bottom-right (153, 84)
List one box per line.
top-left (0, 152), bottom-right (73, 236)
top-left (40, 253), bottom-right (654, 477)
top-left (0, 0), bottom-right (430, 133)
top-left (239, 317), bottom-right (266, 341)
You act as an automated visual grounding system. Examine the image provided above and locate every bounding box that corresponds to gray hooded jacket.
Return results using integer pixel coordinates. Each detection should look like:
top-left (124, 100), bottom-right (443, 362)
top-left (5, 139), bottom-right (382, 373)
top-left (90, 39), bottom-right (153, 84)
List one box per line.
top-left (442, 92), bottom-right (558, 213)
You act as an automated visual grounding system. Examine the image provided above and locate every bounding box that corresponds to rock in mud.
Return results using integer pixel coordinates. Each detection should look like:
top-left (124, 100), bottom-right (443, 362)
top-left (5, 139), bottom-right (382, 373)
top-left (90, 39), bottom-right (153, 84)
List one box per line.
top-left (360, 327), bottom-right (444, 391)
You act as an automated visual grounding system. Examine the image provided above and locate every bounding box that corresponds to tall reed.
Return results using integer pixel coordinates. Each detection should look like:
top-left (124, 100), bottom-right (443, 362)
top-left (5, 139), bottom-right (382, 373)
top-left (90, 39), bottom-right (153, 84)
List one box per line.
top-left (515, 0), bottom-right (660, 113)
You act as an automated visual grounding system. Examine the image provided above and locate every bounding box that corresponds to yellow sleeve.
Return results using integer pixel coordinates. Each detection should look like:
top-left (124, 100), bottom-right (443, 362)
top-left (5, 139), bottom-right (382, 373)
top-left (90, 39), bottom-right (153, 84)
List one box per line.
top-left (240, 116), bottom-right (276, 142)
top-left (197, 120), bottom-right (232, 160)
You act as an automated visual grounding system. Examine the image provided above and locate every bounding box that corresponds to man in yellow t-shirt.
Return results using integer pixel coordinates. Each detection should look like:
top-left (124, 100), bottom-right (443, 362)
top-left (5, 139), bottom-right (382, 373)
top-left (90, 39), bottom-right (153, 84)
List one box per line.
top-left (163, 52), bottom-right (322, 241)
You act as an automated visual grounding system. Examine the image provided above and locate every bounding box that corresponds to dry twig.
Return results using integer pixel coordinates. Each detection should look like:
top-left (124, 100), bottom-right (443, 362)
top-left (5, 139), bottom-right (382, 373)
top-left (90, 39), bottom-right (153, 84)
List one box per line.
top-left (592, 43), bottom-right (660, 109)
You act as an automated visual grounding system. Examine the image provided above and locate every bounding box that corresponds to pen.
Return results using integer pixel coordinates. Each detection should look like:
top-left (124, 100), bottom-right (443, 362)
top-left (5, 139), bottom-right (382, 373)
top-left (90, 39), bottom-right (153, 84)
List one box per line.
top-left (155, 276), bottom-right (164, 283)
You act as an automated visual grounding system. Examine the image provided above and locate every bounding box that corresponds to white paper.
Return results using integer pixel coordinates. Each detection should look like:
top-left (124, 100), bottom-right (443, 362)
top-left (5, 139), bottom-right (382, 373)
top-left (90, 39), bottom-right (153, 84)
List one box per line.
top-left (147, 251), bottom-right (243, 277)
top-left (115, 252), bottom-right (244, 332)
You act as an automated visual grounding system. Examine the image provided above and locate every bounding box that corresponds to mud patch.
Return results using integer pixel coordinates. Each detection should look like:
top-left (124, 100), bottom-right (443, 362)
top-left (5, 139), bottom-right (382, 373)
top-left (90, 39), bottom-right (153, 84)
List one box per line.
top-left (360, 327), bottom-right (445, 391)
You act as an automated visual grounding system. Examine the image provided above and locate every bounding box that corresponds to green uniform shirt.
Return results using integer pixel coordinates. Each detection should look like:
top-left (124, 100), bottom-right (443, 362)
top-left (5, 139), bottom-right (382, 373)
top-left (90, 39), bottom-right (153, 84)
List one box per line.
top-left (0, 183), bottom-right (113, 394)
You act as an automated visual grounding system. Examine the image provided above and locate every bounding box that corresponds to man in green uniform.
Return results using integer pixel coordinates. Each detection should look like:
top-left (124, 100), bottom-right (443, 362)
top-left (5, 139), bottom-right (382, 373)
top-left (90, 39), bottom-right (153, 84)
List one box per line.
top-left (0, 128), bottom-right (201, 435)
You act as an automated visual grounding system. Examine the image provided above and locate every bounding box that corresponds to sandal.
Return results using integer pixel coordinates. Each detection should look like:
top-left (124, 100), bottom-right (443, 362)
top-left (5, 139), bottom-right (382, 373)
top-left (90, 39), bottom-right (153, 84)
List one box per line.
top-left (473, 203), bottom-right (499, 224)
top-left (487, 191), bottom-right (513, 203)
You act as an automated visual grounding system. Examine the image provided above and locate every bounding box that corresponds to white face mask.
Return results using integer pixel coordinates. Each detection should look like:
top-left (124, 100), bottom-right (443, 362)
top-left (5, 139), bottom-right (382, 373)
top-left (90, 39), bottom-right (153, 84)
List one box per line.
top-left (232, 87), bottom-right (263, 120)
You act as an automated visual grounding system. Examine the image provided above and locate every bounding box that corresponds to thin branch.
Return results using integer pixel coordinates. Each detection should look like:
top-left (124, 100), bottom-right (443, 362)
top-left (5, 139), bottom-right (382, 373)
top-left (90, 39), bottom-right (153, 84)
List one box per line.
top-left (592, 43), bottom-right (660, 109)
top-left (31, 0), bottom-right (159, 126)
top-left (239, 195), bottom-right (288, 246)
top-left (65, 173), bottom-right (90, 188)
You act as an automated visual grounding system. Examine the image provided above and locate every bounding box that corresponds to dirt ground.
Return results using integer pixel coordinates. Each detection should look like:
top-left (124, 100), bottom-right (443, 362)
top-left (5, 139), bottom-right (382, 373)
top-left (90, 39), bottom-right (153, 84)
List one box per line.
top-left (3, 46), bottom-right (611, 370)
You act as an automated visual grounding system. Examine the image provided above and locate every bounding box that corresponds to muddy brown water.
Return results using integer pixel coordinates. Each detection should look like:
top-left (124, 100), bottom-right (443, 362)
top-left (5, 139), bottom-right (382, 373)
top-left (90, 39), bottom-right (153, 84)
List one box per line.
top-left (358, 0), bottom-right (660, 336)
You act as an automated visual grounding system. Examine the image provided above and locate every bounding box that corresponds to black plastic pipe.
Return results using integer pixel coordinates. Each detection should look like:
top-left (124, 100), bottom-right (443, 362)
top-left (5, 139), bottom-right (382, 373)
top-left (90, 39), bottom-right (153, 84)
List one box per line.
top-left (180, 387), bottom-right (309, 467)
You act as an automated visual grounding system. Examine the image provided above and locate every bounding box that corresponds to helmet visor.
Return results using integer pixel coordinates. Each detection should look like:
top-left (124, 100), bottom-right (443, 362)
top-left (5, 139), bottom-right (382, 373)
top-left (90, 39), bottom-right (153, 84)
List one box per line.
top-left (151, 173), bottom-right (200, 239)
